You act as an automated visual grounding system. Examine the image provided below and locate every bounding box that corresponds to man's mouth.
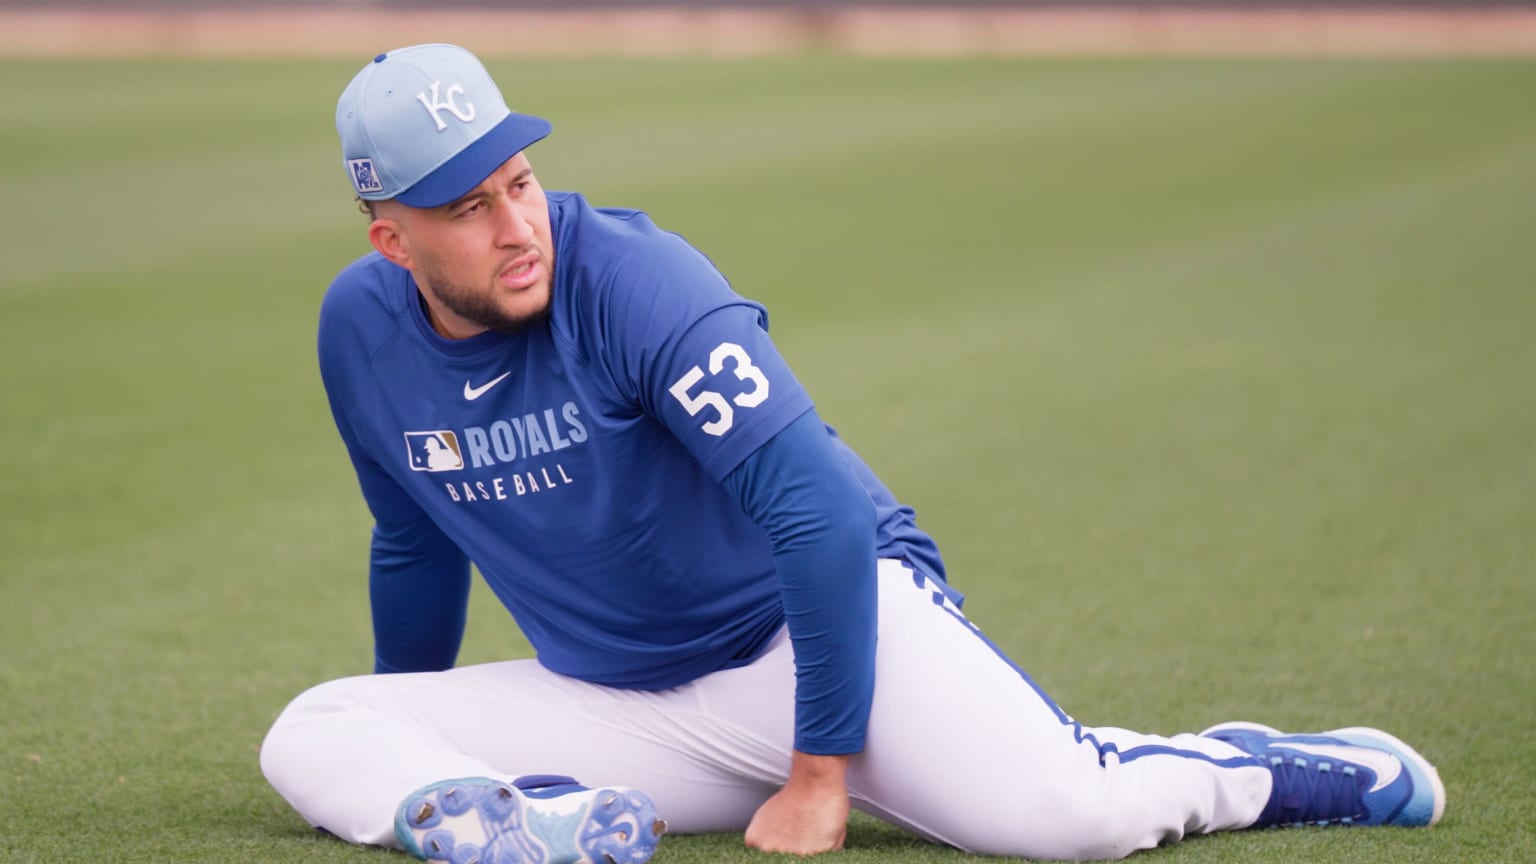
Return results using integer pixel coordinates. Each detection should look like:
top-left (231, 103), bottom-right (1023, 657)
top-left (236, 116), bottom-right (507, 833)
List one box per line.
top-left (499, 254), bottom-right (540, 290)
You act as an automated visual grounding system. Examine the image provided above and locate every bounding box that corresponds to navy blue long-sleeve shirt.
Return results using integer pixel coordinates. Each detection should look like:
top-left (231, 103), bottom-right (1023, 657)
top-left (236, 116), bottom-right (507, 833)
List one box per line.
top-left (318, 191), bottom-right (949, 753)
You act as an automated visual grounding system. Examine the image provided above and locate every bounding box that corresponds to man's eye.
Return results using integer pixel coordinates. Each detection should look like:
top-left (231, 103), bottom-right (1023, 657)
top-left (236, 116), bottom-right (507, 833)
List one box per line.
top-left (457, 201), bottom-right (484, 217)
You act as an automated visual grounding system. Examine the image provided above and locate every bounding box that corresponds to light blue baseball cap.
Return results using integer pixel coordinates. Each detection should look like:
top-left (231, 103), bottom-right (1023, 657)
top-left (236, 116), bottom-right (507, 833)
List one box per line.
top-left (336, 43), bottom-right (551, 208)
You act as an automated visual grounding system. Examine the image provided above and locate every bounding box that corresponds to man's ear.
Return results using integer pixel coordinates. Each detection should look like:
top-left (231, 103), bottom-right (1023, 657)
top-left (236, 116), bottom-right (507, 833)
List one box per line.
top-left (368, 217), bottom-right (410, 269)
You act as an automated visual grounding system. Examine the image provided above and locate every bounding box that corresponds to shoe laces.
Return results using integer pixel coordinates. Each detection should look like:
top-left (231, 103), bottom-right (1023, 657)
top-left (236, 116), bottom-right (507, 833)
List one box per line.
top-left (1263, 752), bottom-right (1370, 827)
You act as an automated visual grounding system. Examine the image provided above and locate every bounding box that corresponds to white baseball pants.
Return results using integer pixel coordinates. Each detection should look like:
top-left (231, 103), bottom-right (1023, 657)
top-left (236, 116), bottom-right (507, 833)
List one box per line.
top-left (261, 559), bottom-right (1271, 860)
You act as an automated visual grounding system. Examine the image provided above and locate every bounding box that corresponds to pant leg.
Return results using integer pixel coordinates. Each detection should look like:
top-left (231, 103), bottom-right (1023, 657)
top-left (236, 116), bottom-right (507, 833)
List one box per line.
top-left (259, 658), bottom-right (775, 847)
top-left (773, 560), bottom-right (1271, 859)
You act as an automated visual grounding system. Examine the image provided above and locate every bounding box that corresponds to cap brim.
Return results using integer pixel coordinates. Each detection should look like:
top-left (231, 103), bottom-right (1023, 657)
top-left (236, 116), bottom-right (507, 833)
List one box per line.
top-left (395, 113), bottom-right (552, 208)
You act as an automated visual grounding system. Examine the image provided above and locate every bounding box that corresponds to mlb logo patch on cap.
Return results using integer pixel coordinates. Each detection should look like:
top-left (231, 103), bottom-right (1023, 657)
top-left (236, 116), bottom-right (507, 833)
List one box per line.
top-left (347, 158), bottom-right (384, 194)
top-left (336, 43), bottom-right (552, 208)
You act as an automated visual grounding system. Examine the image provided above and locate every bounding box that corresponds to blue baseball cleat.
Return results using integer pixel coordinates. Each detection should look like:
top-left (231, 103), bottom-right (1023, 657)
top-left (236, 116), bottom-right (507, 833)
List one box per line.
top-left (395, 774), bottom-right (666, 864)
top-left (1201, 722), bottom-right (1446, 829)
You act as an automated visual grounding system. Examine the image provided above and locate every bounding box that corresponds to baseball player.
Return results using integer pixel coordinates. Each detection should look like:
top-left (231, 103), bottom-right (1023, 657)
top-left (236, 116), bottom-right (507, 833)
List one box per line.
top-left (260, 43), bottom-right (1447, 863)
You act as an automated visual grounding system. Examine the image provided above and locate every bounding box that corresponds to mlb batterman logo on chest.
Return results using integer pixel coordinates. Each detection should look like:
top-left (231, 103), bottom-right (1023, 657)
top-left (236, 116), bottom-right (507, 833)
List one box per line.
top-left (405, 431), bottom-right (465, 472)
top-left (417, 80), bottom-right (476, 131)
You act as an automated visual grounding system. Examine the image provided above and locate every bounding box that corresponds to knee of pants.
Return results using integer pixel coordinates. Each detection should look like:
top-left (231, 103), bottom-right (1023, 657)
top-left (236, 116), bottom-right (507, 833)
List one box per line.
top-left (258, 677), bottom-right (367, 785)
top-left (960, 788), bottom-right (1158, 861)
top-left (1043, 810), bottom-right (1160, 862)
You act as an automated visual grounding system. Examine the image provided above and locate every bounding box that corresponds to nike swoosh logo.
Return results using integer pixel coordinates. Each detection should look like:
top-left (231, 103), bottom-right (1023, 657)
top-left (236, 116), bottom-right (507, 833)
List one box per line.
top-left (1278, 742), bottom-right (1402, 792)
top-left (463, 372), bottom-right (511, 401)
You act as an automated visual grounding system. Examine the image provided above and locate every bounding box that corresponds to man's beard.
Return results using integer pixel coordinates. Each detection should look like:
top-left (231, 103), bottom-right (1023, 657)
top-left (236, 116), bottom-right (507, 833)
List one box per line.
top-left (420, 256), bottom-right (551, 336)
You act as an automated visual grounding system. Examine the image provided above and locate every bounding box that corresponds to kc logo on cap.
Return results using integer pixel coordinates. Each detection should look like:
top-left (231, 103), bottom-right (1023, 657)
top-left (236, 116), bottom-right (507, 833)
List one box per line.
top-left (335, 43), bottom-right (552, 208)
top-left (417, 81), bottom-right (477, 131)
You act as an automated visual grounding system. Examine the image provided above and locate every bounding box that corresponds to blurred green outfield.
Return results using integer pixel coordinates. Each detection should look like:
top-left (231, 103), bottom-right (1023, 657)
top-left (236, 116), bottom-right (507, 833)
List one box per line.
top-left (2, 56), bottom-right (1534, 864)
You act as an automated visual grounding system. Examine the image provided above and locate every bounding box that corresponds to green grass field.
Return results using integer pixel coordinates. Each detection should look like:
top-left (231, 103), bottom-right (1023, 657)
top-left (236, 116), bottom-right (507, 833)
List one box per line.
top-left (2, 55), bottom-right (1534, 864)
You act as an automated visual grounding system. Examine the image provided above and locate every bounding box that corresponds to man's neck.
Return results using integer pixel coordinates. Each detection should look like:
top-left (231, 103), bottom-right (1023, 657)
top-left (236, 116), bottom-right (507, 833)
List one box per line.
top-left (416, 286), bottom-right (485, 340)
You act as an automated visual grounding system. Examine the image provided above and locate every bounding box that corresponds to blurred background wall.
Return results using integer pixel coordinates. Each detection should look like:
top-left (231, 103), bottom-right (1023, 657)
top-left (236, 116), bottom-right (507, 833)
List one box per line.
top-left (2, 0), bottom-right (1532, 6)
top-left (2, 0), bottom-right (1535, 57)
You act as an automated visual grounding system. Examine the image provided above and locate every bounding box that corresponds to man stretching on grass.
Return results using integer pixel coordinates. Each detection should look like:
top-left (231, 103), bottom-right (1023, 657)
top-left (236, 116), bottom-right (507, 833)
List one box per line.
top-left (260, 43), bottom-right (1446, 863)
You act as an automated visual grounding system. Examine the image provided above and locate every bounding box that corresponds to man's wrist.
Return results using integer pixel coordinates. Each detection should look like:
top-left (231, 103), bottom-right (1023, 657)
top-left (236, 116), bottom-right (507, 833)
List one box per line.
top-left (787, 751), bottom-right (851, 790)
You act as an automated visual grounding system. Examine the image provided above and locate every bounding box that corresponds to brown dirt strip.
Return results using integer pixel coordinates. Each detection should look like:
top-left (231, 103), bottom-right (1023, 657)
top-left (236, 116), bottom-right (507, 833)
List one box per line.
top-left (2, 7), bottom-right (1535, 58)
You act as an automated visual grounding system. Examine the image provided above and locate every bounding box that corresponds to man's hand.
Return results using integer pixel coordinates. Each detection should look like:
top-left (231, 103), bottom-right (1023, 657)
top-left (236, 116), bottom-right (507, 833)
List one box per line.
top-left (744, 751), bottom-right (851, 856)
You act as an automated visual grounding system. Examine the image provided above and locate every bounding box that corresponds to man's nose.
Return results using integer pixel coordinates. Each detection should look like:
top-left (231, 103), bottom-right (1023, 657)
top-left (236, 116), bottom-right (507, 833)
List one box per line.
top-left (494, 201), bottom-right (535, 247)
